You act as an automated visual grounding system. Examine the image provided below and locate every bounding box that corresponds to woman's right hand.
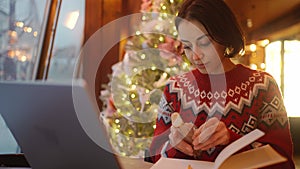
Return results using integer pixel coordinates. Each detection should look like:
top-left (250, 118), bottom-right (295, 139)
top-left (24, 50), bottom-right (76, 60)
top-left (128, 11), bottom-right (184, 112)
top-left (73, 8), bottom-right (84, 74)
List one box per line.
top-left (169, 124), bottom-right (194, 156)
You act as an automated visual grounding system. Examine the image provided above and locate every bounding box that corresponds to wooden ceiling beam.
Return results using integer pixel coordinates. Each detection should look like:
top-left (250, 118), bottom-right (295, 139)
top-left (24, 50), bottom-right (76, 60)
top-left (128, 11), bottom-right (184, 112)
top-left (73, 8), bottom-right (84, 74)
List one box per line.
top-left (247, 4), bottom-right (300, 43)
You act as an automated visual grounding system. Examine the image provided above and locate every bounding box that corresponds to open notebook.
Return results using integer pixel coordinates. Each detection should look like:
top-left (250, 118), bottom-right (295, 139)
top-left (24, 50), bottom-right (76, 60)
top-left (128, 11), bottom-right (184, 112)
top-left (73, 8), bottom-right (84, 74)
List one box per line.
top-left (151, 129), bottom-right (287, 169)
top-left (0, 79), bottom-right (121, 169)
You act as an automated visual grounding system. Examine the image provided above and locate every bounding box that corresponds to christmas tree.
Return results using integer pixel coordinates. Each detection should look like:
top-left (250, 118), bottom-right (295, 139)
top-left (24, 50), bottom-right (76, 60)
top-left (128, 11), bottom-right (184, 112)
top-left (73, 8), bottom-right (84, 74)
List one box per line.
top-left (100, 0), bottom-right (190, 157)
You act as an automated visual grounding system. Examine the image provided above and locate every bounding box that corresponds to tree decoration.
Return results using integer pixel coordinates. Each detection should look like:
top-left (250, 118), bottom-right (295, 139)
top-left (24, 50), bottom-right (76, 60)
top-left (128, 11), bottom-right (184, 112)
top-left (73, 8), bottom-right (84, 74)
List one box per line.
top-left (100, 0), bottom-right (190, 157)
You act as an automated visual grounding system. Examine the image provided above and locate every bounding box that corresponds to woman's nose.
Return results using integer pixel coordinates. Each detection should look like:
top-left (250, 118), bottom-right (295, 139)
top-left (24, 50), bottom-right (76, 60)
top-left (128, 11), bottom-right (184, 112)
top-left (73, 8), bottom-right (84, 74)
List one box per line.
top-left (192, 47), bottom-right (204, 60)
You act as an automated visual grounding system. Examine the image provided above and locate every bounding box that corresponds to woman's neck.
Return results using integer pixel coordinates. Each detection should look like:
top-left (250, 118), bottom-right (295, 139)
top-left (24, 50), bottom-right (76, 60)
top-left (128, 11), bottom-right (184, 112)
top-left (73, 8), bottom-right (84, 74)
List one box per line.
top-left (206, 58), bottom-right (236, 75)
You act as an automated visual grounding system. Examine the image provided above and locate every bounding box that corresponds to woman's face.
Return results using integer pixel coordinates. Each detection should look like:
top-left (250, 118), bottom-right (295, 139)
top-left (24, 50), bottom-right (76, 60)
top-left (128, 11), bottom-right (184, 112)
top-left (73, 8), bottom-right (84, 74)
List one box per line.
top-left (178, 20), bottom-right (229, 74)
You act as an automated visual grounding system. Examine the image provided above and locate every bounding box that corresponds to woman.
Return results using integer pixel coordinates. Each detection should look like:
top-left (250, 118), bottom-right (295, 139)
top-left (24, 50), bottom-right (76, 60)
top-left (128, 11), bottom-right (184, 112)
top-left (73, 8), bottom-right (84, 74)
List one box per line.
top-left (149, 0), bottom-right (295, 168)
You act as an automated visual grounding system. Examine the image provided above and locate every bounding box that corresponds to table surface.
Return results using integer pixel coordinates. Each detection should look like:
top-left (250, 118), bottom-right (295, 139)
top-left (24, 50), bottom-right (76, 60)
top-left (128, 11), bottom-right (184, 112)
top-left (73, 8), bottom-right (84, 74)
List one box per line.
top-left (117, 156), bottom-right (153, 169)
top-left (0, 156), bottom-right (154, 169)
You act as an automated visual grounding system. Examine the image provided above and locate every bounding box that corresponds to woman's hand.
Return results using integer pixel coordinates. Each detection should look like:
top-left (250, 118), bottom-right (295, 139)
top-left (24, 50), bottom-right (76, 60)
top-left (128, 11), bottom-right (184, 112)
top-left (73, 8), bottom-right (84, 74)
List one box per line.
top-left (192, 117), bottom-right (230, 151)
top-left (169, 124), bottom-right (194, 156)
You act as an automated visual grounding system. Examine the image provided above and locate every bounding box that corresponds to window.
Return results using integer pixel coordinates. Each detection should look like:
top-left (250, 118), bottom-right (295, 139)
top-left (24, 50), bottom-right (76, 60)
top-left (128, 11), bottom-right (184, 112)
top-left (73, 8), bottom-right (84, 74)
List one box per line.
top-left (0, 0), bottom-right (85, 154)
top-left (265, 41), bottom-right (282, 87)
top-left (0, 0), bottom-right (49, 153)
top-left (283, 40), bottom-right (300, 117)
top-left (0, 0), bottom-right (48, 80)
top-left (47, 0), bottom-right (84, 80)
top-left (265, 40), bottom-right (300, 117)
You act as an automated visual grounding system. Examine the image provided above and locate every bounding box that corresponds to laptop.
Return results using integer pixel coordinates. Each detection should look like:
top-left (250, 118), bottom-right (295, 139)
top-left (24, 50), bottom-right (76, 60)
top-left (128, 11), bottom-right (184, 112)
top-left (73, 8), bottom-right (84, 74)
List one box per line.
top-left (0, 79), bottom-right (121, 169)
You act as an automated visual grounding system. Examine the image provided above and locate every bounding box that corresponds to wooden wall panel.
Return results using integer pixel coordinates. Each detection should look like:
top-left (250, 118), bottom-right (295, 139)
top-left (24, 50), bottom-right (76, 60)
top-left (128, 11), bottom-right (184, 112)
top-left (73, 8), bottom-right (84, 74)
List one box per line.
top-left (84, 0), bottom-right (103, 43)
top-left (83, 0), bottom-right (141, 110)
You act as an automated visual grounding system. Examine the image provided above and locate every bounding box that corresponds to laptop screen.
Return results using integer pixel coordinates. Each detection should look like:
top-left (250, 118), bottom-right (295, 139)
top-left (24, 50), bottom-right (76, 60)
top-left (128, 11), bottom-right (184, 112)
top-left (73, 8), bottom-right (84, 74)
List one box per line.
top-left (0, 80), bottom-right (121, 169)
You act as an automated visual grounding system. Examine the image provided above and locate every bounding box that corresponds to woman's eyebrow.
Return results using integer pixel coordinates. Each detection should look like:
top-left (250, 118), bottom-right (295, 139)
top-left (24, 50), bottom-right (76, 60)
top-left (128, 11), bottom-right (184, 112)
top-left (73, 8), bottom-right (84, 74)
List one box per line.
top-left (180, 34), bottom-right (209, 43)
top-left (196, 34), bottom-right (209, 41)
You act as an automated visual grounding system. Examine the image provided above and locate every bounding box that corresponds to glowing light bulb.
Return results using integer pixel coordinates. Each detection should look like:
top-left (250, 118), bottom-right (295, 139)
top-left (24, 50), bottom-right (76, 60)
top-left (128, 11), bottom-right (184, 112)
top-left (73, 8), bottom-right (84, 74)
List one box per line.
top-left (250, 44), bottom-right (257, 52)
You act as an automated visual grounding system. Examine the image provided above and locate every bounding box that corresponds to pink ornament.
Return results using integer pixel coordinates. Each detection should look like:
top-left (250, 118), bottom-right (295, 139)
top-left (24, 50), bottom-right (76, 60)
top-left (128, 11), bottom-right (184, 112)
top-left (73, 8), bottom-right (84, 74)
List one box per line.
top-left (158, 37), bottom-right (184, 66)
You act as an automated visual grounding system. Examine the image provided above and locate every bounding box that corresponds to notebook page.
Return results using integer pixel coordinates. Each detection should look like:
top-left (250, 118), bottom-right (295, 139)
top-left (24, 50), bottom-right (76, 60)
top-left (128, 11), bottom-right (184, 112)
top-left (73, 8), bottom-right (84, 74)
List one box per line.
top-left (213, 129), bottom-right (265, 169)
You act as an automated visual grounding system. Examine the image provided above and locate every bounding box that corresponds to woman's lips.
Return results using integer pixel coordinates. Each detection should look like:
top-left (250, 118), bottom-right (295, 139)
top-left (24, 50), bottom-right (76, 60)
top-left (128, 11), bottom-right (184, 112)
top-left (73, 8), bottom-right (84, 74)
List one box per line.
top-left (194, 62), bottom-right (208, 68)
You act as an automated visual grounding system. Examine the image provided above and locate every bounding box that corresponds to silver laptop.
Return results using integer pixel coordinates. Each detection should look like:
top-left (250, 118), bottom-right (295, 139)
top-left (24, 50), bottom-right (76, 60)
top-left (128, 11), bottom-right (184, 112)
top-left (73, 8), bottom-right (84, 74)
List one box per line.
top-left (0, 79), bottom-right (121, 169)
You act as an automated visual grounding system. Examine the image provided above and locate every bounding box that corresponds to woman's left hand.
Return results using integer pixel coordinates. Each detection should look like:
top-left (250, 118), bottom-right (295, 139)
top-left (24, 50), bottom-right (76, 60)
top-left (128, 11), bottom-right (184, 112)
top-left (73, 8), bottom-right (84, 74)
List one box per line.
top-left (192, 117), bottom-right (230, 151)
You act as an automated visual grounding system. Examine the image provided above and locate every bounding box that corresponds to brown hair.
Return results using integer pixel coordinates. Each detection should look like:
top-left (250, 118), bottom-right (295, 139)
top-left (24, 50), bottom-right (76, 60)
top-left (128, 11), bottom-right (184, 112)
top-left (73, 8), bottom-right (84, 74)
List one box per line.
top-left (175, 0), bottom-right (245, 57)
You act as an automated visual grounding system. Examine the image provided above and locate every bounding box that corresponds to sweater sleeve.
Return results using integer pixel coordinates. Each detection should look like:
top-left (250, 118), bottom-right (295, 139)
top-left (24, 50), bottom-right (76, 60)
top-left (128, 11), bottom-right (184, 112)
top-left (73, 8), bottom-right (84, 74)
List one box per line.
top-left (149, 79), bottom-right (192, 163)
top-left (256, 75), bottom-right (295, 169)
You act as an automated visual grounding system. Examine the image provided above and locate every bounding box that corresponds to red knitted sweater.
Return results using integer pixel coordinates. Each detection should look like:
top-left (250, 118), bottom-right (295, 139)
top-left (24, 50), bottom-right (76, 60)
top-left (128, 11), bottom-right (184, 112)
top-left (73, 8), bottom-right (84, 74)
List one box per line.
top-left (149, 64), bottom-right (295, 169)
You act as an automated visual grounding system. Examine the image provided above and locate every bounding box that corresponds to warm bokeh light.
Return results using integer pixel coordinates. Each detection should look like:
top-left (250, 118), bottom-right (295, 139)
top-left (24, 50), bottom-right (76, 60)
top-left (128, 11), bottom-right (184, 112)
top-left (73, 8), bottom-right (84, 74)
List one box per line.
top-left (63, 10), bottom-right (80, 30)
top-left (260, 63), bottom-right (266, 69)
top-left (249, 63), bottom-right (257, 70)
top-left (250, 44), bottom-right (257, 52)
top-left (15, 21), bottom-right (24, 28)
top-left (257, 39), bottom-right (270, 47)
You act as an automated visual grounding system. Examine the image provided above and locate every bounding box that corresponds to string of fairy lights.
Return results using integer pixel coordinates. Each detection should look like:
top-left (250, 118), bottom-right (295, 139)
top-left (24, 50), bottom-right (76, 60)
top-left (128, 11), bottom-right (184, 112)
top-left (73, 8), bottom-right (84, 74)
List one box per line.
top-left (6, 21), bottom-right (39, 63)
